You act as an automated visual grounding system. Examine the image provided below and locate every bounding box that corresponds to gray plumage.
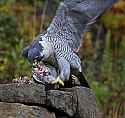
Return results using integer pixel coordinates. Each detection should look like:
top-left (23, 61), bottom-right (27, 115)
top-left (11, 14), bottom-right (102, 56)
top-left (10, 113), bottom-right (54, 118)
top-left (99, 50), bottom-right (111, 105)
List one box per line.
top-left (22, 0), bottom-right (117, 82)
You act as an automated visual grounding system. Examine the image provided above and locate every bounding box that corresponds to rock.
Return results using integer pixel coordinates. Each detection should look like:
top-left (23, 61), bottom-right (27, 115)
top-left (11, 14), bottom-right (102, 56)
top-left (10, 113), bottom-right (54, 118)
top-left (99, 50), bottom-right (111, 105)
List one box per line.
top-left (46, 89), bottom-right (77, 117)
top-left (73, 87), bottom-right (99, 118)
top-left (0, 102), bottom-right (56, 118)
top-left (0, 83), bottom-right (99, 118)
top-left (0, 83), bottom-right (46, 104)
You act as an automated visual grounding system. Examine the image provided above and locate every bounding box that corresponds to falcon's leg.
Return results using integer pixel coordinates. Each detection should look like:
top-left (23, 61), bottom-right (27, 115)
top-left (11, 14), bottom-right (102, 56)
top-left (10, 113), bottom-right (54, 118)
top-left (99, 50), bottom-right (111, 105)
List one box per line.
top-left (51, 57), bottom-right (70, 86)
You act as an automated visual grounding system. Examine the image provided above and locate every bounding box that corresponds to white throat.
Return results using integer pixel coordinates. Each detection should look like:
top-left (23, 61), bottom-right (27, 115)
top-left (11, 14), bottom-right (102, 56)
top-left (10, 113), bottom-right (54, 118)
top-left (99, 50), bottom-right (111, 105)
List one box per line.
top-left (39, 39), bottom-right (54, 59)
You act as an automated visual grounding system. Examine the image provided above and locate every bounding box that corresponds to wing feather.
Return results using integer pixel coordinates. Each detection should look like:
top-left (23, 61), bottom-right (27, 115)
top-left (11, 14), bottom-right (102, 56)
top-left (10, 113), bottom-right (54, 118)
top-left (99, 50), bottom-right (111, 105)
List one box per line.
top-left (47, 0), bottom-right (117, 50)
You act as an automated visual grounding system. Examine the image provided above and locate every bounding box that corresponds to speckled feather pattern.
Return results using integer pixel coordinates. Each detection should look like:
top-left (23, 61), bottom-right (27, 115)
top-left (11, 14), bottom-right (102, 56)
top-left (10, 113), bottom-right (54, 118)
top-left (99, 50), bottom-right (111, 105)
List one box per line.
top-left (39, 0), bottom-right (116, 67)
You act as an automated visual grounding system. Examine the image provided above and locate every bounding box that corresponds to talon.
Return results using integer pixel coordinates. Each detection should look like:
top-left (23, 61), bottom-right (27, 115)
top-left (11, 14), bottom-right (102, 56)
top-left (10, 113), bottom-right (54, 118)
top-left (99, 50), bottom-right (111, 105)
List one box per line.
top-left (51, 76), bottom-right (64, 86)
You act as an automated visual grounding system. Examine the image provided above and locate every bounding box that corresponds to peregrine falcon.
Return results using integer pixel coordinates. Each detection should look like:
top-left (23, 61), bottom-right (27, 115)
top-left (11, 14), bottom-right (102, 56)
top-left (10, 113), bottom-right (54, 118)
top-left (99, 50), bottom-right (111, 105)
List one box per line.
top-left (22, 0), bottom-right (117, 86)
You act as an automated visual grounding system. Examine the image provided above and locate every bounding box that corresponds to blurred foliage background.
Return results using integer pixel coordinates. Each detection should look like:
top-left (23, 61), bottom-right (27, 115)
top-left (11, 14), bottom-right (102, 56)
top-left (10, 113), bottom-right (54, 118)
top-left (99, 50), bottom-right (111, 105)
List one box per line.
top-left (0, 0), bottom-right (125, 117)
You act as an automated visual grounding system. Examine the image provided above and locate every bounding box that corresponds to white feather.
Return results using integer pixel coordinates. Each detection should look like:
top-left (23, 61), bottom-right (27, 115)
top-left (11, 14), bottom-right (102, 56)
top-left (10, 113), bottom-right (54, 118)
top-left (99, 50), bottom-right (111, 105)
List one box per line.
top-left (39, 40), bottom-right (54, 59)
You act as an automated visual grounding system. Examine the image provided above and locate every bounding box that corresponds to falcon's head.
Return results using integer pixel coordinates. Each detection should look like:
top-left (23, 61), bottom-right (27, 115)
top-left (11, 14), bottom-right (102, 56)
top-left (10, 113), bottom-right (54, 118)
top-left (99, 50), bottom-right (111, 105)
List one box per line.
top-left (22, 36), bottom-right (53, 62)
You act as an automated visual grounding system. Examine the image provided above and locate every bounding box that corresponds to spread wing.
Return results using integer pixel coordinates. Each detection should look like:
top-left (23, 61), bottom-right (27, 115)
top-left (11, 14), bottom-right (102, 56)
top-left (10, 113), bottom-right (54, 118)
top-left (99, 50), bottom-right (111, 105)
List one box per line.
top-left (47, 0), bottom-right (117, 50)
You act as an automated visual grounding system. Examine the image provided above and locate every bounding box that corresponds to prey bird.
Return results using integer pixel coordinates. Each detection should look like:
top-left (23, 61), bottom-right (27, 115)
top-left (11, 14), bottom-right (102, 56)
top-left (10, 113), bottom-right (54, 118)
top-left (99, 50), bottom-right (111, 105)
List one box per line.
top-left (22, 0), bottom-right (117, 86)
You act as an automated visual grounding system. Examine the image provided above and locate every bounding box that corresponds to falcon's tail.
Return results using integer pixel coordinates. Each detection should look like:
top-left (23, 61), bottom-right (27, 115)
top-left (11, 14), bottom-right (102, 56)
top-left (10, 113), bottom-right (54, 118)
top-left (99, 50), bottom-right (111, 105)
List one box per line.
top-left (77, 72), bottom-right (90, 88)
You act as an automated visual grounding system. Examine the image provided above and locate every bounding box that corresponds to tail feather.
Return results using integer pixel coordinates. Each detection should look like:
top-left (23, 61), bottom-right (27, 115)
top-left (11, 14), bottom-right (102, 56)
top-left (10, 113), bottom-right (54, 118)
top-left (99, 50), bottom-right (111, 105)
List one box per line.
top-left (77, 72), bottom-right (90, 88)
top-left (72, 71), bottom-right (90, 88)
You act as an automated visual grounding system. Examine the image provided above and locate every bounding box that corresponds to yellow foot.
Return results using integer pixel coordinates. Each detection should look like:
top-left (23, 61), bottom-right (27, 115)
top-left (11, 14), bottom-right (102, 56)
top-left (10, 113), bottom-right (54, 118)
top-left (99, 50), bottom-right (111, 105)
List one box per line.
top-left (51, 76), bottom-right (64, 86)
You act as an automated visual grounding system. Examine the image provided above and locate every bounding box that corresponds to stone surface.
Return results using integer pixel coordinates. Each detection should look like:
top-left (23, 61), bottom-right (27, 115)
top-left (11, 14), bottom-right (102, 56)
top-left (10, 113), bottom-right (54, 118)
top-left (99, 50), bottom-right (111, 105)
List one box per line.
top-left (0, 83), bottom-right (99, 118)
top-left (74, 87), bottom-right (99, 118)
top-left (46, 89), bottom-right (77, 117)
top-left (0, 83), bottom-right (46, 104)
top-left (0, 102), bottom-right (56, 118)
